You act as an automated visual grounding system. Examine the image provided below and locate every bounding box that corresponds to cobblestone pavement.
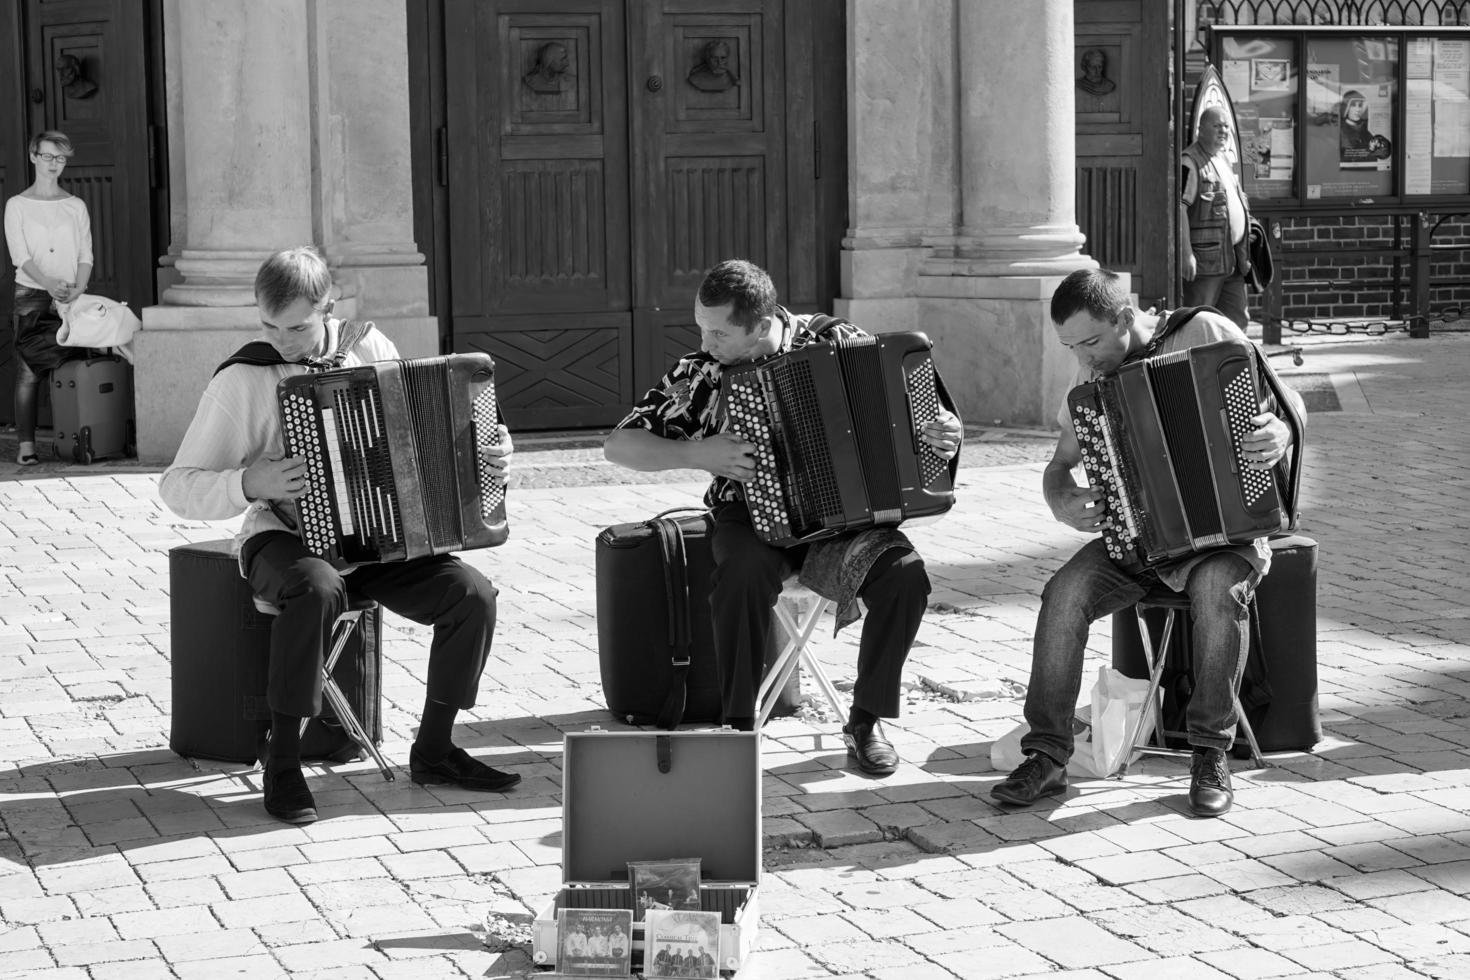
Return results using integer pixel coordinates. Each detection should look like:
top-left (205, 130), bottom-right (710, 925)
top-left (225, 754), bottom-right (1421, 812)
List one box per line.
top-left (3, 333), bottom-right (1470, 979)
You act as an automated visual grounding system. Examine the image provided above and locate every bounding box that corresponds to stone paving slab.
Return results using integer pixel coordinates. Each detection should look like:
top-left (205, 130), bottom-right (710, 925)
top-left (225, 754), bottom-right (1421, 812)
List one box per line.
top-left (2, 333), bottom-right (1470, 977)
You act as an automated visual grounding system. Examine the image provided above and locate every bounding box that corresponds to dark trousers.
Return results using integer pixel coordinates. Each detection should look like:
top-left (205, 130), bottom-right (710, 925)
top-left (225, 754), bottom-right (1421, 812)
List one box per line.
top-left (708, 500), bottom-right (930, 720)
top-left (244, 531), bottom-right (497, 719)
top-left (12, 287), bottom-right (56, 443)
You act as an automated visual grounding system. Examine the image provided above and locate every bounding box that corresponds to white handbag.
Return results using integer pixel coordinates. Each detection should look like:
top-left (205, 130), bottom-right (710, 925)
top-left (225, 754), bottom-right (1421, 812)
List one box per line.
top-left (55, 293), bottom-right (141, 363)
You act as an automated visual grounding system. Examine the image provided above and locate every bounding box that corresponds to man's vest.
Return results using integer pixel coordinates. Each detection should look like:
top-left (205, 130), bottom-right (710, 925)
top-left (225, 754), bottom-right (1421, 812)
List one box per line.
top-left (1183, 143), bottom-right (1250, 278)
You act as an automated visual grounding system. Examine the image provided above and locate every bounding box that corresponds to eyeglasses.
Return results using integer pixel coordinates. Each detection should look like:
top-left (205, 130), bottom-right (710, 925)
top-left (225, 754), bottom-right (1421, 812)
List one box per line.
top-left (33, 153), bottom-right (69, 164)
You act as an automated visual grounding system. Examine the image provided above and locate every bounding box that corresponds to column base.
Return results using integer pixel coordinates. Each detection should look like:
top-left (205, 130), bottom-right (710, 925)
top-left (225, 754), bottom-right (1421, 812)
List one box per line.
top-left (915, 271), bottom-right (1128, 429)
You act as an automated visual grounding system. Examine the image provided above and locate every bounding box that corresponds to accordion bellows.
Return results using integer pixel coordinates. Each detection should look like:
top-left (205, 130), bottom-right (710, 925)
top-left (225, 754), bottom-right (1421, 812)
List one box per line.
top-left (722, 332), bottom-right (955, 547)
top-left (278, 353), bottom-right (508, 568)
top-left (1068, 338), bottom-right (1303, 573)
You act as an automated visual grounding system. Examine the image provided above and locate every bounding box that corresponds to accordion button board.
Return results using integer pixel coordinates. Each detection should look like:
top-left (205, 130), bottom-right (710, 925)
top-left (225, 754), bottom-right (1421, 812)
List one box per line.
top-left (278, 353), bottom-right (510, 568)
top-left (1067, 338), bottom-right (1290, 572)
top-left (722, 331), bottom-right (955, 547)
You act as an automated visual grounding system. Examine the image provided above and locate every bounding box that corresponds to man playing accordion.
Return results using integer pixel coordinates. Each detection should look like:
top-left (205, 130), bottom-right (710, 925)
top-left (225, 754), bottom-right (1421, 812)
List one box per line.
top-left (991, 268), bottom-right (1305, 817)
top-left (161, 247), bottom-right (520, 824)
top-left (604, 260), bottom-right (963, 775)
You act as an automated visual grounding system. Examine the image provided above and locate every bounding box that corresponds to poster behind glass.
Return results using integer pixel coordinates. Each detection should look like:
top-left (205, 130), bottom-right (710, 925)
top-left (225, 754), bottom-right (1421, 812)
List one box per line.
top-left (1304, 37), bottom-right (1398, 199)
top-left (1404, 37), bottom-right (1470, 196)
top-left (1221, 37), bottom-right (1298, 200)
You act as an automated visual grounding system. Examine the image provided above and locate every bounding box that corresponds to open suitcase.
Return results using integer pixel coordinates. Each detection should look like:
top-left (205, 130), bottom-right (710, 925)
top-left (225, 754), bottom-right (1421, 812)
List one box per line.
top-left (51, 354), bottom-right (135, 463)
top-left (533, 729), bottom-right (760, 975)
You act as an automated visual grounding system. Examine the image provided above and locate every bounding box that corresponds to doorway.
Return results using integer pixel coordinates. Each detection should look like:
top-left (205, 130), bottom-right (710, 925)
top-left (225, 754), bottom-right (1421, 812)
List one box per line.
top-left (1, 0), bottom-right (163, 426)
top-left (416, 0), bottom-right (846, 429)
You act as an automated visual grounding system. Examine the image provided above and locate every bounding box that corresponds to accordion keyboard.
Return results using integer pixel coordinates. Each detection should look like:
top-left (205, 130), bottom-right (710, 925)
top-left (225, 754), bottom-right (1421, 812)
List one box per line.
top-left (471, 386), bottom-right (506, 520)
top-left (1225, 369), bottom-right (1272, 506)
top-left (1072, 401), bottom-right (1143, 566)
top-left (724, 371), bottom-right (794, 542)
top-left (280, 386), bottom-right (341, 556)
top-left (906, 358), bottom-right (948, 489)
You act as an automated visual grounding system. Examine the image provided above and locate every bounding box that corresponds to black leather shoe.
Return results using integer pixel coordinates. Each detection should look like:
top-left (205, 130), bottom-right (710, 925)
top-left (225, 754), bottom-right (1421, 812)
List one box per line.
top-left (262, 764), bottom-right (318, 825)
top-left (842, 720), bottom-right (899, 776)
top-left (1189, 747), bottom-right (1233, 817)
top-left (991, 752), bottom-right (1068, 807)
top-left (410, 746), bottom-right (522, 792)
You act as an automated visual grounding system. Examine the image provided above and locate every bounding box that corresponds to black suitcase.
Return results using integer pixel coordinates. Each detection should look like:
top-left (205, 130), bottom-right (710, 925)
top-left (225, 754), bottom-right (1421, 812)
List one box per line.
top-left (168, 539), bottom-right (383, 764)
top-left (596, 508), bottom-right (793, 728)
top-left (51, 354), bottom-right (135, 463)
top-left (1112, 534), bottom-right (1320, 755)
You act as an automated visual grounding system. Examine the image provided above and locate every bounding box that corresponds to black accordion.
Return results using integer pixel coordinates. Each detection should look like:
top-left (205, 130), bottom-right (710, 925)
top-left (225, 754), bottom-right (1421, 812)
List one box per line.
top-left (722, 331), bottom-right (956, 547)
top-left (1067, 338), bottom-right (1303, 573)
top-left (277, 353), bottom-right (508, 569)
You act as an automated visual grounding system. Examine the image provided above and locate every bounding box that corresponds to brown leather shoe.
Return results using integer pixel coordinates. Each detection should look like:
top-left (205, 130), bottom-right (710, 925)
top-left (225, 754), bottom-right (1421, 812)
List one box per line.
top-left (410, 746), bottom-right (522, 792)
top-left (262, 763), bottom-right (318, 825)
top-left (991, 752), bottom-right (1068, 807)
top-left (1188, 747), bottom-right (1234, 817)
top-left (842, 720), bottom-right (899, 776)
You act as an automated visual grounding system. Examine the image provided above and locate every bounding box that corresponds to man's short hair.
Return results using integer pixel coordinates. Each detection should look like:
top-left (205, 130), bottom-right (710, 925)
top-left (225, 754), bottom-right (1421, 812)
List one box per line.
top-left (697, 259), bottom-right (777, 331)
top-left (254, 246), bottom-right (333, 315)
top-left (1049, 268), bottom-right (1128, 325)
top-left (29, 130), bottom-right (74, 157)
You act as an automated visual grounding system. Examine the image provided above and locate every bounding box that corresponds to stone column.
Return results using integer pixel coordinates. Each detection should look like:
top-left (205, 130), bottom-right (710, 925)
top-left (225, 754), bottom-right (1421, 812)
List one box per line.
top-left (136, 0), bottom-right (434, 463)
top-left (313, 0), bottom-right (437, 346)
top-left (916, 0), bottom-right (1103, 428)
top-left (833, 0), bottom-right (957, 334)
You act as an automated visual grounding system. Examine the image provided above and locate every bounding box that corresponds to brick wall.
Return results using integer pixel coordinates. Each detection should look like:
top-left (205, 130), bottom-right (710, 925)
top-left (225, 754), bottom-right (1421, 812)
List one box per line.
top-left (1261, 213), bottom-right (1470, 323)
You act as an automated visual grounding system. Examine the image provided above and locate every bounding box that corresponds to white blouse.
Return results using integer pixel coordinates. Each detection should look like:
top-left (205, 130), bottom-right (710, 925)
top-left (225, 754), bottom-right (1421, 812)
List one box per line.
top-left (4, 194), bottom-right (94, 290)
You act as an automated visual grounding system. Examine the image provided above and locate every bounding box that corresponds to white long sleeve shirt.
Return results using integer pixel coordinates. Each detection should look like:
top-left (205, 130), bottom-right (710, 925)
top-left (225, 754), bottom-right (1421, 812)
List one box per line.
top-left (159, 320), bottom-right (399, 558)
top-left (4, 194), bottom-right (93, 288)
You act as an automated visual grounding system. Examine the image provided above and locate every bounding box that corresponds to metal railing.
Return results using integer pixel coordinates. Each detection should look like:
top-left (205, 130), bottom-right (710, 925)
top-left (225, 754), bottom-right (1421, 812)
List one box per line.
top-left (1254, 210), bottom-right (1467, 342)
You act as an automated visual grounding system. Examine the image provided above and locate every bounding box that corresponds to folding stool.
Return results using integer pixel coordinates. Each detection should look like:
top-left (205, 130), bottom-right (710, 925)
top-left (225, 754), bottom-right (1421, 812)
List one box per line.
top-left (252, 593), bottom-right (396, 781)
top-left (1119, 586), bottom-right (1266, 773)
top-left (755, 580), bottom-right (848, 728)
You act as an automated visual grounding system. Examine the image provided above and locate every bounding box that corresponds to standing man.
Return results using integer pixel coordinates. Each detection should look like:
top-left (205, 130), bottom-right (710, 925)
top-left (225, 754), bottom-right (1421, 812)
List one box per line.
top-left (990, 268), bottom-right (1304, 817)
top-left (604, 259), bottom-right (962, 775)
top-left (1180, 106), bottom-right (1253, 328)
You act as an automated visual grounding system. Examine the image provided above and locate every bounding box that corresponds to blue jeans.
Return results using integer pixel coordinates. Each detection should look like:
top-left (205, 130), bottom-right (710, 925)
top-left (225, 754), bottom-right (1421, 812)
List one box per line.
top-left (1182, 271), bottom-right (1248, 329)
top-left (1020, 538), bottom-right (1258, 764)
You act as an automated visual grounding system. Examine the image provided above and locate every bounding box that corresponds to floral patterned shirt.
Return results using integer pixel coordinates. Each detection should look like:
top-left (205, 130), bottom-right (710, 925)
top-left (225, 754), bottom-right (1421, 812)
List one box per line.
top-left (614, 307), bottom-right (866, 505)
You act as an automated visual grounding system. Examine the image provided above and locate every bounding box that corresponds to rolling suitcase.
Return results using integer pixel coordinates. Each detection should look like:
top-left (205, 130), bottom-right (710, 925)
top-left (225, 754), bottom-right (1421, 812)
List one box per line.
top-left (1112, 535), bottom-right (1320, 755)
top-left (168, 539), bottom-right (383, 764)
top-left (596, 508), bottom-right (794, 728)
top-left (51, 354), bottom-right (135, 463)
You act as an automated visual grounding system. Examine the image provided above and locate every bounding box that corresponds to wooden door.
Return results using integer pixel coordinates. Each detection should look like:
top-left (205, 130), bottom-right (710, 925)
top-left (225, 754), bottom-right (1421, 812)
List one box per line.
top-left (441, 0), bottom-right (840, 430)
top-left (444, 0), bottom-right (632, 430)
top-left (1, 0), bottom-right (157, 425)
top-left (1073, 0), bottom-right (1173, 304)
top-left (626, 0), bottom-right (788, 384)
top-left (22, 0), bottom-right (154, 306)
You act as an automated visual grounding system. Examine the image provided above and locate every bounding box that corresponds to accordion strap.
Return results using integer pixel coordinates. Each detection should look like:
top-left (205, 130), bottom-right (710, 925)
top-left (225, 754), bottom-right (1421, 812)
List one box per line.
top-left (650, 506), bottom-right (707, 730)
top-left (212, 319), bottom-right (376, 376)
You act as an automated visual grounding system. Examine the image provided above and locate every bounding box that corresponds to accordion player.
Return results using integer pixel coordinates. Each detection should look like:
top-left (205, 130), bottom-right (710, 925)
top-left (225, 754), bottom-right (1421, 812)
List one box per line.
top-left (1067, 338), bottom-right (1304, 573)
top-left (721, 331), bottom-right (956, 547)
top-left (277, 353), bottom-right (508, 569)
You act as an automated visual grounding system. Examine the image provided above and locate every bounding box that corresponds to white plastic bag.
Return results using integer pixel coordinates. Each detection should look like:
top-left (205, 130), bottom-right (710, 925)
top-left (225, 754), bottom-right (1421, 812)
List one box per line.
top-left (989, 666), bottom-right (1155, 779)
top-left (1078, 666), bottom-right (1154, 777)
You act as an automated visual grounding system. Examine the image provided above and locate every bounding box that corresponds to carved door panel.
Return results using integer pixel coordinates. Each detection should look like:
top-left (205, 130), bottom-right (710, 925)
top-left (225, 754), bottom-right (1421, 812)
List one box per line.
top-left (22, 0), bottom-right (153, 306)
top-left (627, 0), bottom-right (788, 386)
top-left (445, 0), bottom-right (632, 429)
top-left (1073, 0), bottom-right (1172, 303)
top-left (441, 0), bottom-right (834, 429)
